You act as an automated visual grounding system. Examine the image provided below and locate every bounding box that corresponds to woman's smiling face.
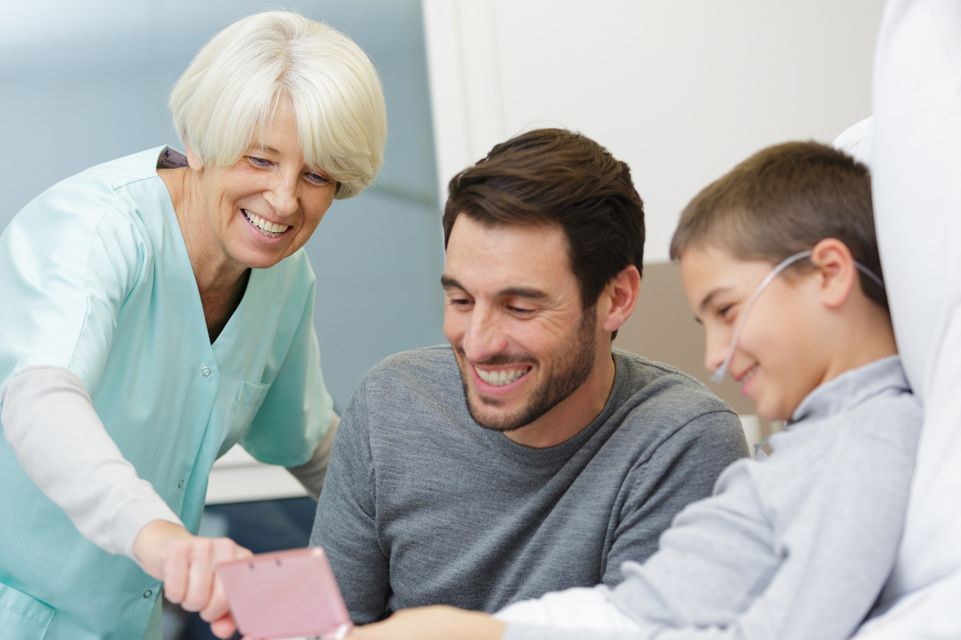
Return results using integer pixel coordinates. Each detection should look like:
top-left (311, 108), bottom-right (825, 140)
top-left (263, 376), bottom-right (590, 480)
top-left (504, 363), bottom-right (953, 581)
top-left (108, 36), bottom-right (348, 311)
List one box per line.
top-left (191, 99), bottom-right (337, 271)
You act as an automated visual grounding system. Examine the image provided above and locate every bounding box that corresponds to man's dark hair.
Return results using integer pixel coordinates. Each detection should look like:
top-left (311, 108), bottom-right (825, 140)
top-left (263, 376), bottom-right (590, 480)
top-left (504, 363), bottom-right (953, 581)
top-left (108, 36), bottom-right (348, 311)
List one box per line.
top-left (443, 128), bottom-right (646, 309)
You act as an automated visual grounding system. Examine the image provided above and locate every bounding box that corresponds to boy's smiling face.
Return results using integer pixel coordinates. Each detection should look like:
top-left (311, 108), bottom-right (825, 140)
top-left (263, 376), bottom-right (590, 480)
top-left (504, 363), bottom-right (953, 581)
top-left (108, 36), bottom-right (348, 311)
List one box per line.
top-left (679, 244), bottom-right (827, 421)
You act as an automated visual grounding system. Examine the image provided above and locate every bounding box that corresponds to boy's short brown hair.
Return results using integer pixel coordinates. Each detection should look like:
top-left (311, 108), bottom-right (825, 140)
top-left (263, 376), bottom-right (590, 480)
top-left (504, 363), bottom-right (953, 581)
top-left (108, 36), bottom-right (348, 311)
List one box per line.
top-left (669, 141), bottom-right (886, 309)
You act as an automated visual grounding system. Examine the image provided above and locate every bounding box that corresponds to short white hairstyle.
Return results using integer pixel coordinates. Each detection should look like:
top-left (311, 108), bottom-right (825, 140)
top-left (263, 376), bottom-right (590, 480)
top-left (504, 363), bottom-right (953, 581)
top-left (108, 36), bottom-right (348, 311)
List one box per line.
top-left (170, 11), bottom-right (387, 199)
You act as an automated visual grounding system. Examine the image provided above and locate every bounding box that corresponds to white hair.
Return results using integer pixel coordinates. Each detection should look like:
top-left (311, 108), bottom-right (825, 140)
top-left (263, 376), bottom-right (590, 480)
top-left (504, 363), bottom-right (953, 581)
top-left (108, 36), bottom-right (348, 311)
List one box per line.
top-left (170, 11), bottom-right (387, 198)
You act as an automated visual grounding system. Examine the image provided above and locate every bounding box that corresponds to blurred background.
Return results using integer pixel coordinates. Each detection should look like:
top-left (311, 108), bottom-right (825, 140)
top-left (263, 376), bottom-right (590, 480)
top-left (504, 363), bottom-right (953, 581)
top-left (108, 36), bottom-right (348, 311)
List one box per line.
top-left (1, 1), bottom-right (883, 637)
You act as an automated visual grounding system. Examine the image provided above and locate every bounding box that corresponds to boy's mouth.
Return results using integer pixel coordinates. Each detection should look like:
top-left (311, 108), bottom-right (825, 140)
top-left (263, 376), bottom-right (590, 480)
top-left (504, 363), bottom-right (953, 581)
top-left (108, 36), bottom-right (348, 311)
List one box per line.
top-left (736, 364), bottom-right (759, 392)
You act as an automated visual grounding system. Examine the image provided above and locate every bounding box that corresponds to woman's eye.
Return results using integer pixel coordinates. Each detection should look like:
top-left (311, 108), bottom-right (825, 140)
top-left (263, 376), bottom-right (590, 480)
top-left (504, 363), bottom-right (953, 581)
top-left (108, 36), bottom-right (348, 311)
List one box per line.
top-left (246, 155), bottom-right (272, 169)
top-left (305, 171), bottom-right (332, 186)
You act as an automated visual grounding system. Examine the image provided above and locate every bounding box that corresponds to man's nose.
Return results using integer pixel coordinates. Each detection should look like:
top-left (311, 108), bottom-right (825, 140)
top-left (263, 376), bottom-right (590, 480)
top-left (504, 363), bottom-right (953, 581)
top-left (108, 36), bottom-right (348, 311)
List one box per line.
top-left (461, 306), bottom-right (509, 362)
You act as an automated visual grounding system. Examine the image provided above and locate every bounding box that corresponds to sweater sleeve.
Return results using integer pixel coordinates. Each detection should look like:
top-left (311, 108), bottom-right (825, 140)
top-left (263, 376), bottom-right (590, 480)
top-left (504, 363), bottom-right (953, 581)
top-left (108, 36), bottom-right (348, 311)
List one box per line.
top-left (602, 408), bottom-right (747, 584)
top-left (309, 383), bottom-right (390, 623)
top-left (0, 367), bottom-right (183, 558)
top-left (503, 398), bottom-right (920, 640)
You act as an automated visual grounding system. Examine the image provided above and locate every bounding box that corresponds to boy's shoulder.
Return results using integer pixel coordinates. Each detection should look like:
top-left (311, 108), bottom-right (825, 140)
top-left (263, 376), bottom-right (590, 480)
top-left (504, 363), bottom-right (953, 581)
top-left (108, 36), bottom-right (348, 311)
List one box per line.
top-left (792, 355), bottom-right (921, 446)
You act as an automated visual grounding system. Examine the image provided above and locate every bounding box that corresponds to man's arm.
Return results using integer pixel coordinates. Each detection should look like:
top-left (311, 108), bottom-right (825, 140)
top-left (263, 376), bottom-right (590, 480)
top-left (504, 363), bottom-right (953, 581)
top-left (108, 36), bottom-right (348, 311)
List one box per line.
top-left (309, 389), bottom-right (390, 623)
top-left (602, 409), bottom-right (747, 584)
top-left (287, 413), bottom-right (339, 500)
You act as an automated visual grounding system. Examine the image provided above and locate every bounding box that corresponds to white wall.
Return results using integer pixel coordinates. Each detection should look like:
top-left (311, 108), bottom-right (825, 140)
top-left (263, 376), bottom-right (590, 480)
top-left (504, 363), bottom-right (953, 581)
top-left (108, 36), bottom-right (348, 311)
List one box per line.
top-left (422, 0), bottom-right (883, 263)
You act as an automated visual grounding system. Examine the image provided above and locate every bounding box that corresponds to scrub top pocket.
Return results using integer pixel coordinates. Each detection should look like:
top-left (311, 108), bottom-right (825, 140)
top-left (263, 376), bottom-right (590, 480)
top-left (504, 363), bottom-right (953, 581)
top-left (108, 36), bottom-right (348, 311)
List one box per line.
top-left (232, 379), bottom-right (270, 432)
top-left (0, 581), bottom-right (55, 637)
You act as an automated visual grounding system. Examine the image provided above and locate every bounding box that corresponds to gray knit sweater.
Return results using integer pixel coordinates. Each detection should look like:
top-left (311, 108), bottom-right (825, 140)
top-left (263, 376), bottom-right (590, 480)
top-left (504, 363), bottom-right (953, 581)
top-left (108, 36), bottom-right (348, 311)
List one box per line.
top-left (311, 346), bottom-right (747, 623)
top-left (504, 356), bottom-right (921, 640)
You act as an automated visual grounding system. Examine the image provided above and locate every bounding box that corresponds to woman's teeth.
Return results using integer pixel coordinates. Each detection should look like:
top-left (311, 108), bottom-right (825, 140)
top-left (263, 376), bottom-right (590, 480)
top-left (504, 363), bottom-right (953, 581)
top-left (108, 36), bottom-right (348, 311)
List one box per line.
top-left (243, 209), bottom-right (290, 235)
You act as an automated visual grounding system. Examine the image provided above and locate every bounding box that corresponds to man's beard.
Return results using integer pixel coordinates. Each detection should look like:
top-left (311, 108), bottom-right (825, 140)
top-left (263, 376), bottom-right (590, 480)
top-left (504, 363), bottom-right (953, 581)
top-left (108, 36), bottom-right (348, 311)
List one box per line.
top-left (457, 311), bottom-right (597, 432)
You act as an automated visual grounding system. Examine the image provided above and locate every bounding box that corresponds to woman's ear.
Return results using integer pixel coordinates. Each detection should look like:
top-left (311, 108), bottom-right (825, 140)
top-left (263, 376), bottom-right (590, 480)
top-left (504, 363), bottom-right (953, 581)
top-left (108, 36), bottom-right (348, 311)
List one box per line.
top-left (184, 145), bottom-right (204, 172)
top-left (810, 238), bottom-right (857, 308)
top-left (600, 265), bottom-right (642, 333)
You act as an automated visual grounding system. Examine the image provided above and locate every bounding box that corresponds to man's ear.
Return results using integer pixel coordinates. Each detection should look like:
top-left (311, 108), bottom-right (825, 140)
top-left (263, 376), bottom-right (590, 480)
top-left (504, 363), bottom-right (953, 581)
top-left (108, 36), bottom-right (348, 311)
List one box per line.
top-left (184, 144), bottom-right (204, 172)
top-left (810, 238), bottom-right (857, 308)
top-left (600, 265), bottom-right (641, 333)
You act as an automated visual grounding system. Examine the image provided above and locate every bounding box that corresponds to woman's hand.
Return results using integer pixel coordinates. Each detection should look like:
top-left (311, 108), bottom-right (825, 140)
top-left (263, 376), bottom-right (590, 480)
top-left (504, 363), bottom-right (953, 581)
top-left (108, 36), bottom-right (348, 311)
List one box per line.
top-left (350, 606), bottom-right (507, 640)
top-left (133, 520), bottom-right (252, 639)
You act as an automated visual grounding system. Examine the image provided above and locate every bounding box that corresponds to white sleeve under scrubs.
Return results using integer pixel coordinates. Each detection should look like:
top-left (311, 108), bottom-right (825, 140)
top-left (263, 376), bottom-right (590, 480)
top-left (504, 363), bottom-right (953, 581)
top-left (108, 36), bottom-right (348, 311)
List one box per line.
top-left (0, 146), bottom-right (334, 639)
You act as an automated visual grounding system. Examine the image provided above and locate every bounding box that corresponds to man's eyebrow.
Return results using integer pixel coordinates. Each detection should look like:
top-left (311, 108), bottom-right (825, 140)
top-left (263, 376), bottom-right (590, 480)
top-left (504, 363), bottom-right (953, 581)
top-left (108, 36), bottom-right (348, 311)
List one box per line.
top-left (440, 275), bottom-right (462, 290)
top-left (440, 277), bottom-right (549, 301)
top-left (499, 287), bottom-right (549, 300)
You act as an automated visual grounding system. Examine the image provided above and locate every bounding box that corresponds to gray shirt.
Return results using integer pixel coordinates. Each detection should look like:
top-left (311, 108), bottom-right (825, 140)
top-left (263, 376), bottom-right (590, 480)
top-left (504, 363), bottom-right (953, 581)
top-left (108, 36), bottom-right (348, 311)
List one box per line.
top-left (311, 346), bottom-right (747, 623)
top-left (505, 356), bottom-right (921, 640)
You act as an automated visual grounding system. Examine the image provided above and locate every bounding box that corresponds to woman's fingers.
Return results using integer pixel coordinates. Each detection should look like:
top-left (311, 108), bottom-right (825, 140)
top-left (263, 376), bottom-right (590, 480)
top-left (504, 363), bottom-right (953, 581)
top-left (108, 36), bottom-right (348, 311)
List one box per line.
top-left (200, 539), bottom-right (246, 621)
top-left (161, 537), bottom-right (194, 604)
top-left (132, 519), bottom-right (251, 638)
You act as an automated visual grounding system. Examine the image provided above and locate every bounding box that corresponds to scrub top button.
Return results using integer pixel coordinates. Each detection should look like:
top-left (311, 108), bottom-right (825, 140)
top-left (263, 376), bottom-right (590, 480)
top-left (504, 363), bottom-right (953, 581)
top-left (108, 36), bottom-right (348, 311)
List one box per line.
top-left (143, 589), bottom-right (153, 599)
top-left (178, 478), bottom-right (185, 489)
top-left (200, 366), bottom-right (211, 377)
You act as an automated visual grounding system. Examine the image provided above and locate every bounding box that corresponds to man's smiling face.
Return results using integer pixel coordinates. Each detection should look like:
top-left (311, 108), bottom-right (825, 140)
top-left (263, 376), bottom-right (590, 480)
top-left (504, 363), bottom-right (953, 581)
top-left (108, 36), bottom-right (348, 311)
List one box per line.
top-left (442, 215), bottom-right (604, 437)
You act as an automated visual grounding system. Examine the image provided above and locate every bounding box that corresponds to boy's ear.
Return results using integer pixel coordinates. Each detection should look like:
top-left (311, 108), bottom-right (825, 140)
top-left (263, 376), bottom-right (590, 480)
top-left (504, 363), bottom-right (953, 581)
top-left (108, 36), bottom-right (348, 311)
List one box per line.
top-left (599, 265), bottom-right (642, 333)
top-left (810, 238), bottom-right (857, 308)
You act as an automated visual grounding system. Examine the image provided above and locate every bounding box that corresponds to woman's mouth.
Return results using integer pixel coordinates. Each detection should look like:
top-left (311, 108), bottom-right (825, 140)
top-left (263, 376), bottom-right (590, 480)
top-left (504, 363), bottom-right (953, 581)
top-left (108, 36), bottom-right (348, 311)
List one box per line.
top-left (243, 209), bottom-right (291, 237)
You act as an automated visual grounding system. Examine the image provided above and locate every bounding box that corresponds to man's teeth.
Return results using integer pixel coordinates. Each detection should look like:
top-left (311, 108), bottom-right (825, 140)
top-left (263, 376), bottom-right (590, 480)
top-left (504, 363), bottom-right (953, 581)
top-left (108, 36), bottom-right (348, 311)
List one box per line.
top-left (243, 210), bottom-right (290, 235)
top-left (476, 367), bottom-right (527, 386)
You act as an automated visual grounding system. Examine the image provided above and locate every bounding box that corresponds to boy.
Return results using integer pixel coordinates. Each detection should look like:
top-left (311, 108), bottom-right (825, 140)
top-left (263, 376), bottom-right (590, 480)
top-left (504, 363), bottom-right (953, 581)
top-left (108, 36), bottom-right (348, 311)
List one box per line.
top-left (351, 141), bottom-right (921, 640)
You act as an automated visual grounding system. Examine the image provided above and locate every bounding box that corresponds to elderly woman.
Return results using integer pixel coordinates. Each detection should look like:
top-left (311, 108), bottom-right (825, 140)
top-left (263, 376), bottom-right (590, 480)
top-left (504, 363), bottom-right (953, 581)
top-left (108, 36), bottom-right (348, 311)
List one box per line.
top-left (0, 11), bottom-right (386, 640)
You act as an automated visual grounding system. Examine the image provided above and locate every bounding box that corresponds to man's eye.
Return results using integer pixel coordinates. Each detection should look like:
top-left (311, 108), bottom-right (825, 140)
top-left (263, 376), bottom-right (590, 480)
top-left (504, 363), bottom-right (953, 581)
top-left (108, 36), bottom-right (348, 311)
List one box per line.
top-left (507, 305), bottom-right (535, 316)
top-left (246, 155), bottom-right (272, 168)
top-left (449, 298), bottom-right (472, 308)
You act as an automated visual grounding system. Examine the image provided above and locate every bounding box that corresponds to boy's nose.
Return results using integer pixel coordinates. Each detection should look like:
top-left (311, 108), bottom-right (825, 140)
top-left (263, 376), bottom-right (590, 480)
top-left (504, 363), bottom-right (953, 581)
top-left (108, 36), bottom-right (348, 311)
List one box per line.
top-left (704, 330), bottom-right (731, 376)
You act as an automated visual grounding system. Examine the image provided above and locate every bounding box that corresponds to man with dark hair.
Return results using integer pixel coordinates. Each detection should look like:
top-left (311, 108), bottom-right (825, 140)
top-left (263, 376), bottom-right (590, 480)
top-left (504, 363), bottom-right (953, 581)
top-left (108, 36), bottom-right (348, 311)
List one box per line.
top-left (311, 128), bottom-right (747, 623)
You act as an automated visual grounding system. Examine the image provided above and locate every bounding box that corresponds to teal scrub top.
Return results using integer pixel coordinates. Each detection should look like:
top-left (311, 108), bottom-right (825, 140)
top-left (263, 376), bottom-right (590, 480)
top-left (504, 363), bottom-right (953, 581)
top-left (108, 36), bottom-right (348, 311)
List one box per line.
top-left (0, 147), bottom-right (334, 639)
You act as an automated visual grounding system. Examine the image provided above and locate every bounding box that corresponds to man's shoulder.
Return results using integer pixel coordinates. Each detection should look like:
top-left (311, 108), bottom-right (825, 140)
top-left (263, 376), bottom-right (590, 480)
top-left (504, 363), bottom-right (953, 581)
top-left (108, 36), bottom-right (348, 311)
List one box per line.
top-left (364, 345), bottom-right (457, 380)
top-left (350, 345), bottom-right (461, 407)
top-left (607, 350), bottom-right (748, 463)
top-left (613, 349), bottom-right (734, 416)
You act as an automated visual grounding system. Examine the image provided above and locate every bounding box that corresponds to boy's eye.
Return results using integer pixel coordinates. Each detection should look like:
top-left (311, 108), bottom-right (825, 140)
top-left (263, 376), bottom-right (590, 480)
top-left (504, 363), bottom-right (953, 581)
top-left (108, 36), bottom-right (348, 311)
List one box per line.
top-left (245, 155), bottom-right (273, 169)
top-left (717, 304), bottom-right (736, 320)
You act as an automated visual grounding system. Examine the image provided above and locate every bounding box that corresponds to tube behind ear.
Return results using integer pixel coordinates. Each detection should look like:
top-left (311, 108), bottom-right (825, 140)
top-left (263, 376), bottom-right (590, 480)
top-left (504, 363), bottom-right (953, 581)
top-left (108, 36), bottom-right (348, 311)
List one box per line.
top-left (810, 238), bottom-right (858, 308)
